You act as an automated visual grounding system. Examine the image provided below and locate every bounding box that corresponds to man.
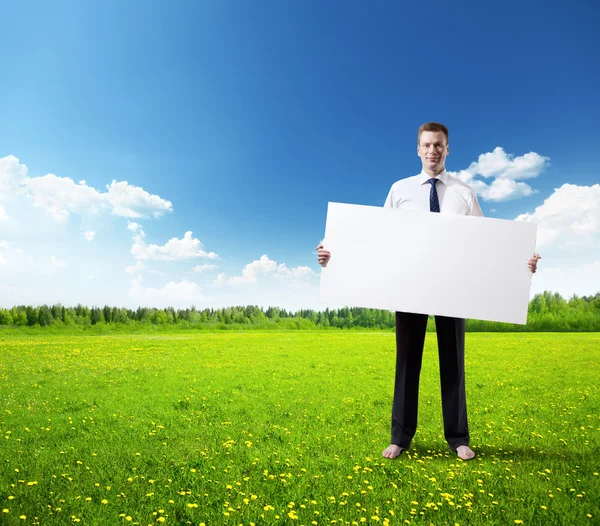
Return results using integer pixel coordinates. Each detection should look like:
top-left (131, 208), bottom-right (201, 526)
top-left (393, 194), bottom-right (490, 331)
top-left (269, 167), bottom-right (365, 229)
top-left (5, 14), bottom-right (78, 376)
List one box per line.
top-left (316, 122), bottom-right (540, 461)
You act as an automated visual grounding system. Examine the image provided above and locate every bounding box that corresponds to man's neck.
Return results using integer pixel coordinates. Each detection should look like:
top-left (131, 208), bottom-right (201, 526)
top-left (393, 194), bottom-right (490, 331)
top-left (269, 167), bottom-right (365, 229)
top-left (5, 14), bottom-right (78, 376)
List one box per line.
top-left (423, 166), bottom-right (445, 177)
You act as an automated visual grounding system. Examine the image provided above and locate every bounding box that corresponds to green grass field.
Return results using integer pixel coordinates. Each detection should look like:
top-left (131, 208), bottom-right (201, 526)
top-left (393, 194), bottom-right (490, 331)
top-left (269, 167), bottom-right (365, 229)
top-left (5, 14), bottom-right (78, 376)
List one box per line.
top-left (1, 331), bottom-right (598, 525)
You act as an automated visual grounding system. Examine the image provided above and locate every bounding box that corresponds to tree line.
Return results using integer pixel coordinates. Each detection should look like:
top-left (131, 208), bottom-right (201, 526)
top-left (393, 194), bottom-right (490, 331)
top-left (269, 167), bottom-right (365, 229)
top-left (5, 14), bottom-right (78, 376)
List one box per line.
top-left (0, 291), bottom-right (598, 331)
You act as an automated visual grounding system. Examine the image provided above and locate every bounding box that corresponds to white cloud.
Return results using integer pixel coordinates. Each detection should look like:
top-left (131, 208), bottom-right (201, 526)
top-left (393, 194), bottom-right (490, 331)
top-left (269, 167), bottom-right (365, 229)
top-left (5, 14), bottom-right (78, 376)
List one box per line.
top-left (128, 275), bottom-right (211, 307)
top-left (27, 174), bottom-right (105, 221)
top-left (0, 155), bottom-right (172, 221)
top-left (469, 178), bottom-right (536, 201)
top-left (471, 148), bottom-right (549, 180)
top-left (514, 183), bottom-right (600, 298)
top-left (131, 228), bottom-right (218, 261)
top-left (0, 205), bottom-right (7, 221)
top-left (0, 242), bottom-right (30, 269)
top-left (193, 264), bottom-right (218, 273)
top-left (50, 256), bottom-right (67, 269)
top-left (210, 255), bottom-right (319, 310)
top-left (106, 180), bottom-right (172, 218)
top-left (125, 261), bottom-right (145, 274)
top-left (0, 155), bottom-right (28, 196)
top-left (216, 254), bottom-right (316, 286)
top-left (83, 231), bottom-right (96, 241)
top-left (531, 260), bottom-right (600, 299)
top-left (515, 184), bottom-right (600, 248)
top-left (449, 147), bottom-right (550, 202)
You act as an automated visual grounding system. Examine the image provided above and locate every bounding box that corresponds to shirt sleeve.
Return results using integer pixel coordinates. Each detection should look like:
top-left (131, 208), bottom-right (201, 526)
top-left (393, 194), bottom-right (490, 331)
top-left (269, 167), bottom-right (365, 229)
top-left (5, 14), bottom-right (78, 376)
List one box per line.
top-left (469, 191), bottom-right (484, 217)
top-left (384, 186), bottom-right (394, 208)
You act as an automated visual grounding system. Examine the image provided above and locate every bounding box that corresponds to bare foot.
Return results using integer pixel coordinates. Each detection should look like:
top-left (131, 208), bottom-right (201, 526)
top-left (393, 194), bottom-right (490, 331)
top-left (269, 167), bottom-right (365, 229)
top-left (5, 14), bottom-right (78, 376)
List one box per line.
top-left (382, 444), bottom-right (404, 459)
top-left (456, 445), bottom-right (475, 460)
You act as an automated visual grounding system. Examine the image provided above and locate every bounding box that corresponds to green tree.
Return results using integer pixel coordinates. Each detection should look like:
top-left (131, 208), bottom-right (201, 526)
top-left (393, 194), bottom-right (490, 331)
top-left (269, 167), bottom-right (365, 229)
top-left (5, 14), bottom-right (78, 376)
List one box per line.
top-left (12, 309), bottom-right (28, 326)
top-left (0, 310), bottom-right (13, 325)
top-left (90, 307), bottom-right (104, 325)
top-left (25, 306), bottom-right (37, 326)
top-left (38, 305), bottom-right (54, 327)
top-left (151, 310), bottom-right (168, 325)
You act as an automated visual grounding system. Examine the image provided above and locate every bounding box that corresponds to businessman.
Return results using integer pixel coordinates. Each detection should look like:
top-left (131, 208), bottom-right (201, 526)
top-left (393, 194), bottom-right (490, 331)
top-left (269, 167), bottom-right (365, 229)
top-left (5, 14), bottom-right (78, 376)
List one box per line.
top-left (317, 122), bottom-right (540, 460)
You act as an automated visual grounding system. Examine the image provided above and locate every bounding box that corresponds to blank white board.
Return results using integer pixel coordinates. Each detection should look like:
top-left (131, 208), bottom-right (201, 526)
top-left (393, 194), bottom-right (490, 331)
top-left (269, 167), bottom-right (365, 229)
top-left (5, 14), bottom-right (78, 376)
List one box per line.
top-left (319, 202), bottom-right (537, 324)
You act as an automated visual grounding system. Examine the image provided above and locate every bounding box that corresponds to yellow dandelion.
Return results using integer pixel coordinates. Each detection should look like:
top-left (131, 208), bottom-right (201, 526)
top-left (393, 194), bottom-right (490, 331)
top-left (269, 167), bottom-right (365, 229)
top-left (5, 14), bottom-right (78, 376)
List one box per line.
top-left (514, 521), bottom-right (523, 525)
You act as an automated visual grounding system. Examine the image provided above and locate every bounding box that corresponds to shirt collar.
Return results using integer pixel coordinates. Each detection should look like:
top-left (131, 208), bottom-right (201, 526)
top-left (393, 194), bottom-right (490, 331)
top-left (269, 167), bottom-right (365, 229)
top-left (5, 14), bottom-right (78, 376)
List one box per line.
top-left (419, 169), bottom-right (448, 186)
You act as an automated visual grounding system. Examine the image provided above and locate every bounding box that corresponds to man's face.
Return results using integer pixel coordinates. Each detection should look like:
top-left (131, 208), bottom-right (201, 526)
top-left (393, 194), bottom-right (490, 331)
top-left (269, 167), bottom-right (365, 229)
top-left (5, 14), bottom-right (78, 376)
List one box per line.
top-left (418, 131), bottom-right (449, 174)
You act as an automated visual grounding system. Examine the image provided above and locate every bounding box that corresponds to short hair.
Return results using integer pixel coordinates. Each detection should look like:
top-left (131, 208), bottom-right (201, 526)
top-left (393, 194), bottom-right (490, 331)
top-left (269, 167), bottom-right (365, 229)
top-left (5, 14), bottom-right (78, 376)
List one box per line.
top-left (418, 122), bottom-right (449, 145)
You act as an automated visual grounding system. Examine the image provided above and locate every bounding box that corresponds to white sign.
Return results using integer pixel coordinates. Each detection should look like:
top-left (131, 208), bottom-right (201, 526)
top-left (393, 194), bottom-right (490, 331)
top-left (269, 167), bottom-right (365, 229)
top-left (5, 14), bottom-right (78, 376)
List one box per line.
top-left (319, 202), bottom-right (537, 324)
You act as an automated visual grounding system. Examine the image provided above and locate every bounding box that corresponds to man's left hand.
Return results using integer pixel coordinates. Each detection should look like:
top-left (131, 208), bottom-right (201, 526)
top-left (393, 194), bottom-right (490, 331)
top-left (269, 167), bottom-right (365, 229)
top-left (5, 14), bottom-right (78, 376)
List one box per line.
top-left (528, 253), bottom-right (541, 273)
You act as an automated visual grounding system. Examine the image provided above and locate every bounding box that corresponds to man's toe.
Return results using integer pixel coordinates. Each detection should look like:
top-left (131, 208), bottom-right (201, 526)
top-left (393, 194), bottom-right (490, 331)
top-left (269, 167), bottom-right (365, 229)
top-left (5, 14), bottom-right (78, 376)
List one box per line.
top-left (456, 445), bottom-right (475, 460)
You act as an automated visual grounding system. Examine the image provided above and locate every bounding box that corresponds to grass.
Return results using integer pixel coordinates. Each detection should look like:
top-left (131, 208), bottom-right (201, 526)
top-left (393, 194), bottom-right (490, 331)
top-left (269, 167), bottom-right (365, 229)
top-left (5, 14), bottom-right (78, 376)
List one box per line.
top-left (0, 331), bottom-right (598, 525)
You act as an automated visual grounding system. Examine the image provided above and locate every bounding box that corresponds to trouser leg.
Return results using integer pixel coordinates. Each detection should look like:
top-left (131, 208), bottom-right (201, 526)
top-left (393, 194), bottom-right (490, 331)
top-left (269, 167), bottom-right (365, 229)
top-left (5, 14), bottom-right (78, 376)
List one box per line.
top-left (391, 311), bottom-right (428, 448)
top-left (434, 315), bottom-right (469, 450)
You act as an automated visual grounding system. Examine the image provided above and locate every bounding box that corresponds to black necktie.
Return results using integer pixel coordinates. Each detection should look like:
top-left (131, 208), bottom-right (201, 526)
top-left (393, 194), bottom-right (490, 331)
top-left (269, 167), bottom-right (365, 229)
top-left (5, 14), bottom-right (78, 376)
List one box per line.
top-left (427, 178), bottom-right (440, 213)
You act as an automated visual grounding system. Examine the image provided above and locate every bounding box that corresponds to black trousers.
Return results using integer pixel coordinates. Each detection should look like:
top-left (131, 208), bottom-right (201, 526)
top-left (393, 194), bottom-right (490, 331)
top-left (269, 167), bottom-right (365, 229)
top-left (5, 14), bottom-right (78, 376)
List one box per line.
top-left (391, 311), bottom-right (469, 451)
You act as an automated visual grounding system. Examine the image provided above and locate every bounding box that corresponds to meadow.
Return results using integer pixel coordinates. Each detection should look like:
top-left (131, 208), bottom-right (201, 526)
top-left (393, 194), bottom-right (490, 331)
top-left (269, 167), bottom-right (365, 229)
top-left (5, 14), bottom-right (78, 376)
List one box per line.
top-left (0, 331), bottom-right (598, 525)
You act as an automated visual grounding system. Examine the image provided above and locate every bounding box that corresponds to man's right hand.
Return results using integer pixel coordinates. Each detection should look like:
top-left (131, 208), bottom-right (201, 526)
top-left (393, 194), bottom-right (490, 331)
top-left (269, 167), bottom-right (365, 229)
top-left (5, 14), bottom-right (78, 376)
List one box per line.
top-left (316, 243), bottom-right (331, 267)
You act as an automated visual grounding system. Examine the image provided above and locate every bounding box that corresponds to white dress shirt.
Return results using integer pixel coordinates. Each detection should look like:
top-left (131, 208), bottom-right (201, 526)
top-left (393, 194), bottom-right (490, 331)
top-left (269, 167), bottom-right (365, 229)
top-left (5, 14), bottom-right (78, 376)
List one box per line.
top-left (384, 170), bottom-right (484, 217)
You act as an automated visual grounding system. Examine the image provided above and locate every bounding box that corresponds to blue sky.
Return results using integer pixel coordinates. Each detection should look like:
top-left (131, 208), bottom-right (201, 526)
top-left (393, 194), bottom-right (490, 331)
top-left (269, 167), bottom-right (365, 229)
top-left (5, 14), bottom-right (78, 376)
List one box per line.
top-left (1, 0), bottom-right (599, 309)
